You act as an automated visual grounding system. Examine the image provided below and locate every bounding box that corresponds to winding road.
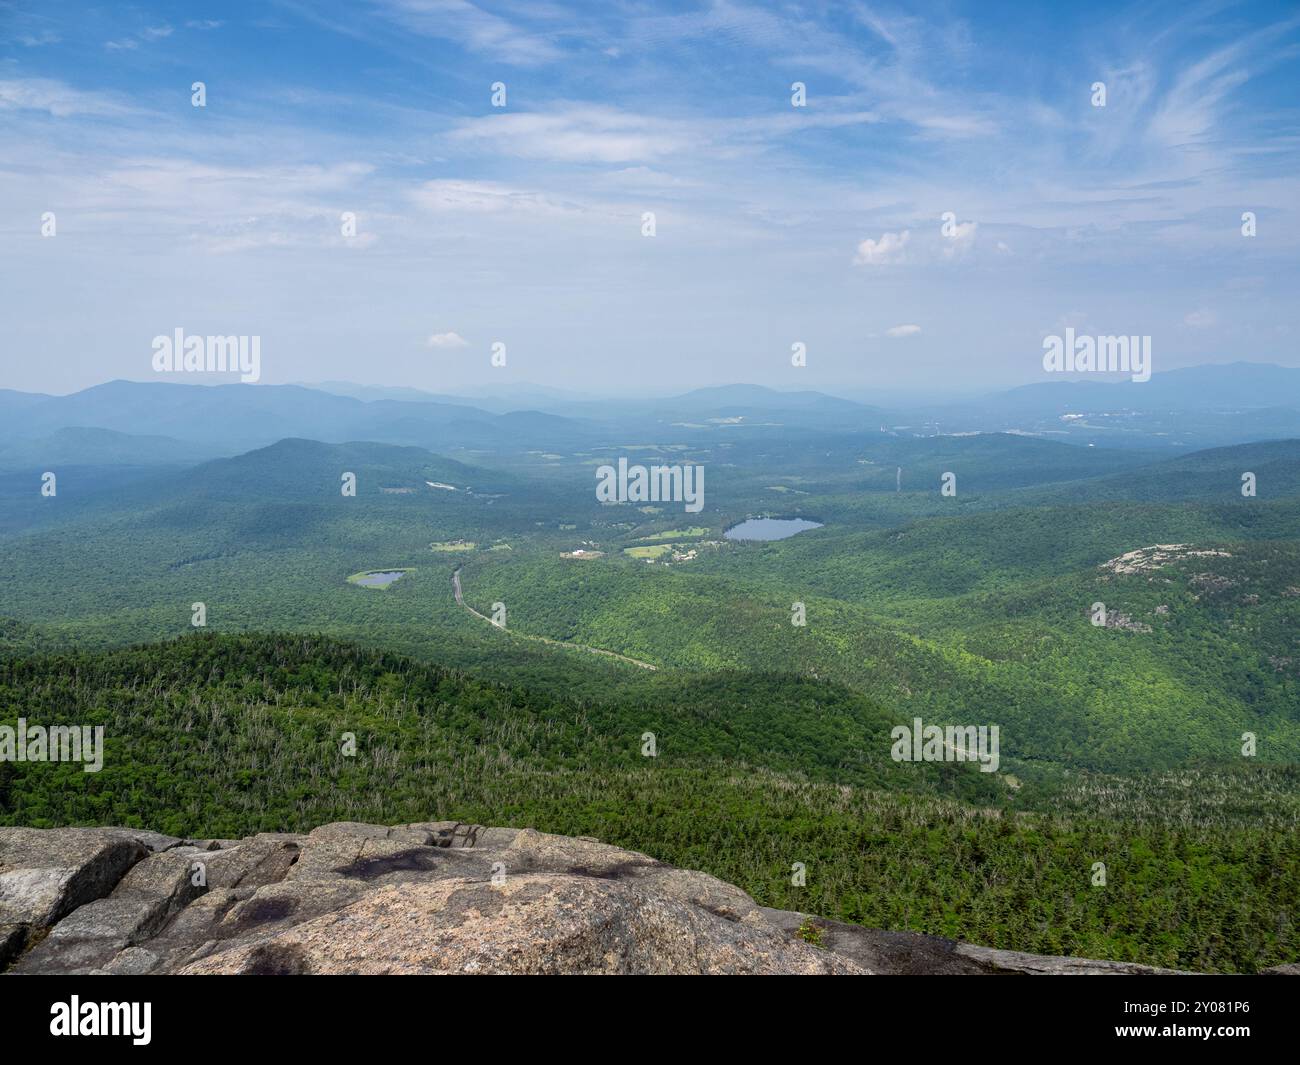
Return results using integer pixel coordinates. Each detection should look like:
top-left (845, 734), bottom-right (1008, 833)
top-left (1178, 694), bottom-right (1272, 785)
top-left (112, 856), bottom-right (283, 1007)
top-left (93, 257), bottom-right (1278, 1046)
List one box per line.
top-left (451, 567), bottom-right (658, 671)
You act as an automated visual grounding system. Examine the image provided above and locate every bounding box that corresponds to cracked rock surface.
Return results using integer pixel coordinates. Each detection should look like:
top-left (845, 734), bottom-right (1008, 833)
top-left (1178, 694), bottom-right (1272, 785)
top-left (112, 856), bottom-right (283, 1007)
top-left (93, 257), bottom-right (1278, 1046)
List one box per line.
top-left (0, 821), bottom-right (1289, 975)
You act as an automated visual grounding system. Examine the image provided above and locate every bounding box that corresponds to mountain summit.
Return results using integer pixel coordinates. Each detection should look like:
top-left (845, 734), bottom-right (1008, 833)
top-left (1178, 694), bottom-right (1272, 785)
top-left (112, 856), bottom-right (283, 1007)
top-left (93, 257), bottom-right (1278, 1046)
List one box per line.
top-left (1, 820), bottom-right (1231, 976)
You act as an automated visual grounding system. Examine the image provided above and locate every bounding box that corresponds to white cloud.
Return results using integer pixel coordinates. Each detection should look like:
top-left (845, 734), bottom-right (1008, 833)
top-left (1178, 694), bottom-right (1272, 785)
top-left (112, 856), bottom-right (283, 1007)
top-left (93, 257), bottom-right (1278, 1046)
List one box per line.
top-left (599, 166), bottom-right (694, 189)
top-left (450, 107), bottom-right (688, 164)
top-left (0, 79), bottom-right (133, 117)
top-left (942, 220), bottom-right (978, 259)
top-left (853, 229), bottom-right (910, 266)
top-left (450, 105), bottom-right (882, 170)
top-left (1184, 308), bottom-right (1216, 328)
top-left (105, 24), bottom-right (175, 51)
top-left (100, 159), bottom-right (373, 208)
top-left (427, 331), bottom-right (469, 348)
top-left (410, 179), bottom-right (578, 216)
top-left (908, 113), bottom-right (999, 139)
top-left (886, 324), bottom-right (922, 338)
top-left (373, 0), bottom-right (563, 66)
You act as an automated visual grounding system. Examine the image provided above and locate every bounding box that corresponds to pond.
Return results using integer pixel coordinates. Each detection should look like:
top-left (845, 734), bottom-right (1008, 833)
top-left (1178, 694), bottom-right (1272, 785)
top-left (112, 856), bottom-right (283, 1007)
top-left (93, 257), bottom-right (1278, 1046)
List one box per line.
top-left (350, 570), bottom-right (409, 588)
top-left (723, 518), bottom-right (823, 542)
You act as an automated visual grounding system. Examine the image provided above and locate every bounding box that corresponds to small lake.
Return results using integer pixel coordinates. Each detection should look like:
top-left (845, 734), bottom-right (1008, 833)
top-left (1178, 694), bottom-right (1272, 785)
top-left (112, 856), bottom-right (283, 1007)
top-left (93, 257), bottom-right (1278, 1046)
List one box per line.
top-left (352, 570), bottom-right (408, 588)
top-left (724, 518), bottom-right (823, 542)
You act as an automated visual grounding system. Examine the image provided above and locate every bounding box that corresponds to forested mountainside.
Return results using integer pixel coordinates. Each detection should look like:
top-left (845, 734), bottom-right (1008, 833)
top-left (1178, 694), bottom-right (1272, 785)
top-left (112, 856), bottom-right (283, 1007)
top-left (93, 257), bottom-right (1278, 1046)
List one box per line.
top-left (2, 633), bottom-right (1297, 973)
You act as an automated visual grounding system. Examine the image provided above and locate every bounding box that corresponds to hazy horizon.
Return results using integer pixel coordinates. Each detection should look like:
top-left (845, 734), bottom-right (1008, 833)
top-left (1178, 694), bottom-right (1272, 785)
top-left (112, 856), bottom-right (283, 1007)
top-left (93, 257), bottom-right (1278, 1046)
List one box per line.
top-left (5, 357), bottom-right (1296, 406)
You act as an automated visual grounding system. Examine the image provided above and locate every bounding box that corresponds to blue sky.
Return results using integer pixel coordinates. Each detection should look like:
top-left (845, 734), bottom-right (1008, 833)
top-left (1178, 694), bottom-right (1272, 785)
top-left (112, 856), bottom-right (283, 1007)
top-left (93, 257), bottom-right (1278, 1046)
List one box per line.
top-left (2, 0), bottom-right (1298, 397)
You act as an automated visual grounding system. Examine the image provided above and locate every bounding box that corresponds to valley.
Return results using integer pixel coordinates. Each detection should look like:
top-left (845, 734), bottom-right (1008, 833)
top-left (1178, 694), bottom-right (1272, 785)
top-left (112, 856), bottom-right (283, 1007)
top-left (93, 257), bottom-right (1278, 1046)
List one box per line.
top-left (1, 375), bottom-right (1298, 972)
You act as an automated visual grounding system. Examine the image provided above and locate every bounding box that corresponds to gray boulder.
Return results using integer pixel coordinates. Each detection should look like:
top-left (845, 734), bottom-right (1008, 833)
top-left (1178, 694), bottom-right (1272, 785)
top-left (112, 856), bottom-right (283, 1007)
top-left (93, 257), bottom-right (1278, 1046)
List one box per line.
top-left (10, 845), bottom-right (210, 974)
top-left (0, 827), bottom-right (148, 964)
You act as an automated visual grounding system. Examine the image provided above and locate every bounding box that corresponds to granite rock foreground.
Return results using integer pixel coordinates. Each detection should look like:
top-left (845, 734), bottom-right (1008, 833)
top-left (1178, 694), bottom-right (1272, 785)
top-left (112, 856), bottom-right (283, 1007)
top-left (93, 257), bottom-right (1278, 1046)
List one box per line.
top-left (0, 821), bottom-right (1291, 976)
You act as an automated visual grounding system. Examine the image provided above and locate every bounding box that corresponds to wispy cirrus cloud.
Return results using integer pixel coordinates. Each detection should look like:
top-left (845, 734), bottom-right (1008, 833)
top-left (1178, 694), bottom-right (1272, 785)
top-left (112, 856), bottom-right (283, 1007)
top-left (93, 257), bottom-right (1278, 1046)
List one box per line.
top-left (105, 24), bottom-right (173, 50)
top-left (449, 107), bottom-right (690, 164)
top-left (409, 178), bottom-right (582, 216)
top-left (370, 0), bottom-right (565, 65)
top-left (16, 30), bottom-right (61, 47)
top-left (0, 78), bottom-right (134, 117)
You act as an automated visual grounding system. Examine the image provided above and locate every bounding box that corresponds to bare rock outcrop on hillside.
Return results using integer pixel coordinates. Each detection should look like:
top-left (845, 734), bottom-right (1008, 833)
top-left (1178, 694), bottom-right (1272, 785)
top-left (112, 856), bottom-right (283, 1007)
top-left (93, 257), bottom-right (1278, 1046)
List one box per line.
top-left (0, 821), bottom-right (1291, 975)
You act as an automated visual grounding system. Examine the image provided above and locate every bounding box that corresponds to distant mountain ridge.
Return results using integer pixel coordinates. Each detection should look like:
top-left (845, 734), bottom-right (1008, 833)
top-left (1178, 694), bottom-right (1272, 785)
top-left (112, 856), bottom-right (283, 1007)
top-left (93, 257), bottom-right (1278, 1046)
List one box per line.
top-left (982, 362), bottom-right (1300, 413)
top-left (3, 364), bottom-right (1299, 457)
top-left (0, 426), bottom-right (229, 469)
top-left (0, 380), bottom-right (598, 455)
top-left (659, 383), bottom-right (872, 413)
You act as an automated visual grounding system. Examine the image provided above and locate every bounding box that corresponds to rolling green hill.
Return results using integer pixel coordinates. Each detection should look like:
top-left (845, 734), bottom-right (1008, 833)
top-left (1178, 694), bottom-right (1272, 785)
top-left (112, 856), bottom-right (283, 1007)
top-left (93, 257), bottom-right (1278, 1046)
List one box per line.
top-left (2, 434), bottom-right (1298, 773)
